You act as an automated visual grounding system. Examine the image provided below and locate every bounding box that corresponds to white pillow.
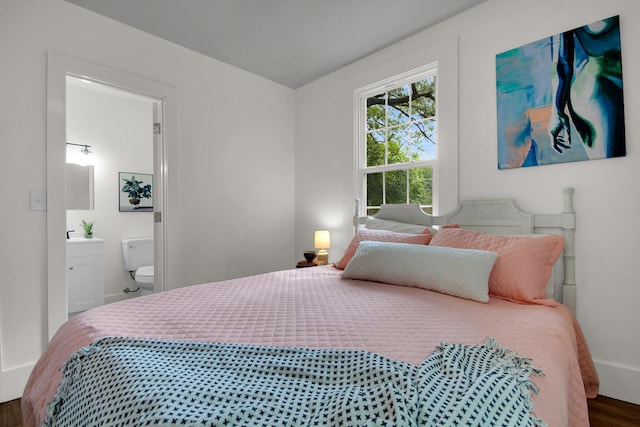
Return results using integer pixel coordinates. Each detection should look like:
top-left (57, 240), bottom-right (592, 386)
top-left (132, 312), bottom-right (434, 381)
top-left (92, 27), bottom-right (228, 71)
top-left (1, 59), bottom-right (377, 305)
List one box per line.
top-left (342, 241), bottom-right (498, 303)
top-left (365, 216), bottom-right (431, 234)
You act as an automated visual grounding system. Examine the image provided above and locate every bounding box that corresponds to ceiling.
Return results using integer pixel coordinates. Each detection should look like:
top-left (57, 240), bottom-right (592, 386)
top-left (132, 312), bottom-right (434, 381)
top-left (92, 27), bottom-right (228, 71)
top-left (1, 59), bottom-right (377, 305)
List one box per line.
top-left (65, 0), bottom-right (487, 88)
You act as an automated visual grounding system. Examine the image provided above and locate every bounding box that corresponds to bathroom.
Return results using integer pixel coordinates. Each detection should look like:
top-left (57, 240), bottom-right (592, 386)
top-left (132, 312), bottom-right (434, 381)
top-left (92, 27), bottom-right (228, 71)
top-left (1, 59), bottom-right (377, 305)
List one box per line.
top-left (66, 76), bottom-right (156, 313)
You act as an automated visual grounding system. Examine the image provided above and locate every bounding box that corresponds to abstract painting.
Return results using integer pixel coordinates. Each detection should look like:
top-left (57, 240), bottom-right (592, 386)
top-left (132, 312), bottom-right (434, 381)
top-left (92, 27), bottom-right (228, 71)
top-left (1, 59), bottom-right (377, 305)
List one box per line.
top-left (496, 15), bottom-right (625, 169)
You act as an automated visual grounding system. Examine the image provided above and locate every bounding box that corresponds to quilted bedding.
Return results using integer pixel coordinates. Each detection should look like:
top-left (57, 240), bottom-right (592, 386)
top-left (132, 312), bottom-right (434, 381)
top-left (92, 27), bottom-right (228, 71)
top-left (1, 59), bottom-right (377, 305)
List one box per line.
top-left (23, 266), bottom-right (598, 427)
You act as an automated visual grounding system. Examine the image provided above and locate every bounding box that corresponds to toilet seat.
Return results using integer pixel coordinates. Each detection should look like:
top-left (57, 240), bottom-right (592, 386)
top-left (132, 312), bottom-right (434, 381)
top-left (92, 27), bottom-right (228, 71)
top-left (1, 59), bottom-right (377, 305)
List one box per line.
top-left (135, 265), bottom-right (154, 287)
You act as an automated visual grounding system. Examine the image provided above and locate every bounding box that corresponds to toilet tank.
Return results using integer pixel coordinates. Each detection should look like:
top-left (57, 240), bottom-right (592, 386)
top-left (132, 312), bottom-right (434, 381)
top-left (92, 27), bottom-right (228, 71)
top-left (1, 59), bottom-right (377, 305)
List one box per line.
top-left (121, 238), bottom-right (154, 271)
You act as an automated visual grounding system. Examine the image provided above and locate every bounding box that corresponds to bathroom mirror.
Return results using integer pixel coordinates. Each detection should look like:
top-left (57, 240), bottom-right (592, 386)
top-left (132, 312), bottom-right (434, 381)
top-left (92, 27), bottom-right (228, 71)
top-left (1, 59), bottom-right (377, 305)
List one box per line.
top-left (66, 163), bottom-right (94, 210)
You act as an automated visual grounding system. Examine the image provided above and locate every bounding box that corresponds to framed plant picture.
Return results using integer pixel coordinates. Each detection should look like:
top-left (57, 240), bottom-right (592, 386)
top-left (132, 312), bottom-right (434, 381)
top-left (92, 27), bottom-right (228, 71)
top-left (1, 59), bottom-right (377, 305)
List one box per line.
top-left (119, 172), bottom-right (153, 212)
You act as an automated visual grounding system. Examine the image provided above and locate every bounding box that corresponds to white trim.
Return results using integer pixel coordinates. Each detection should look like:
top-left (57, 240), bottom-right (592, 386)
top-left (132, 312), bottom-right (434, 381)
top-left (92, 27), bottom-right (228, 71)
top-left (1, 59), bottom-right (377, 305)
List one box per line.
top-left (1, 363), bottom-right (34, 402)
top-left (353, 36), bottom-right (458, 217)
top-left (356, 62), bottom-right (439, 98)
top-left (46, 52), bottom-right (176, 340)
top-left (593, 360), bottom-right (640, 404)
top-left (355, 68), bottom-right (438, 212)
top-left (363, 159), bottom-right (437, 175)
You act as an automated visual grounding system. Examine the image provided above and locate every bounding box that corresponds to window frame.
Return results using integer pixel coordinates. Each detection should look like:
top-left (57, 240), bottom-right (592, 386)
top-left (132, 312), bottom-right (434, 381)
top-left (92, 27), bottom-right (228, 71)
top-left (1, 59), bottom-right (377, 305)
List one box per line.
top-left (355, 63), bottom-right (439, 216)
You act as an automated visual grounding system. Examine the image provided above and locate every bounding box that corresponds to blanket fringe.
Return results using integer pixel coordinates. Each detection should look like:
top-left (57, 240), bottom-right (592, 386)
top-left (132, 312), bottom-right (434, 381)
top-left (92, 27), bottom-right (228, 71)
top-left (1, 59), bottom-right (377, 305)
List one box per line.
top-left (436, 337), bottom-right (546, 427)
top-left (43, 344), bottom-right (100, 427)
top-left (484, 337), bottom-right (546, 427)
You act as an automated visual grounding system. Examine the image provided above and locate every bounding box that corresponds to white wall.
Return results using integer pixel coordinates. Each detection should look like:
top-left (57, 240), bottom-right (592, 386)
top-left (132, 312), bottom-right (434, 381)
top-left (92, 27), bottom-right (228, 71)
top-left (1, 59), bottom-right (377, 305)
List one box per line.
top-left (0, 0), bottom-right (295, 400)
top-left (66, 80), bottom-right (155, 303)
top-left (295, 0), bottom-right (640, 404)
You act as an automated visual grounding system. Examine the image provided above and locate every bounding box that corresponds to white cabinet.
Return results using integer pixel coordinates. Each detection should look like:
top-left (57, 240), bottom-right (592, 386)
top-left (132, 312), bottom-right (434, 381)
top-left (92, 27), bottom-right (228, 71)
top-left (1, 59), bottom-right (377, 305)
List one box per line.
top-left (67, 238), bottom-right (104, 314)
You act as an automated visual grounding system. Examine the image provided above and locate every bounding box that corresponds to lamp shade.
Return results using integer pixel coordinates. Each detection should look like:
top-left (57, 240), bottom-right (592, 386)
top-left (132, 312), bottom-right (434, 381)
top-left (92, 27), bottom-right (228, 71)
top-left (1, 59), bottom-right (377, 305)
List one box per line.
top-left (314, 230), bottom-right (331, 249)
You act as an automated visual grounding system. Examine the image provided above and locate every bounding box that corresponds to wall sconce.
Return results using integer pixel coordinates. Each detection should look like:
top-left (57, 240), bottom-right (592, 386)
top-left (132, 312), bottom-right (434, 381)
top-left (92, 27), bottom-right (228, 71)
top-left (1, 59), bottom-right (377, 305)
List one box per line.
top-left (67, 142), bottom-right (92, 155)
top-left (314, 230), bottom-right (331, 265)
top-left (66, 142), bottom-right (93, 165)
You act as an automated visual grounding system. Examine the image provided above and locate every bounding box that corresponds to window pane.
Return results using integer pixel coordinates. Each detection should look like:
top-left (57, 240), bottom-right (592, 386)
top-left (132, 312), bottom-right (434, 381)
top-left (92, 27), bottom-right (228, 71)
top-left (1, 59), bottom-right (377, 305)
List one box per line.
top-left (385, 170), bottom-right (407, 204)
top-left (411, 119), bottom-right (436, 161)
top-left (366, 93), bottom-right (386, 131)
top-left (366, 131), bottom-right (386, 167)
top-left (387, 86), bottom-right (409, 125)
top-left (409, 167), bottom-right (433, 207)
top-left (366, 173), bottom-right (383, 208)
top-left (411, 77), bottom-right (436, 121)
top-left (387, 125), bottom-right (409, 165)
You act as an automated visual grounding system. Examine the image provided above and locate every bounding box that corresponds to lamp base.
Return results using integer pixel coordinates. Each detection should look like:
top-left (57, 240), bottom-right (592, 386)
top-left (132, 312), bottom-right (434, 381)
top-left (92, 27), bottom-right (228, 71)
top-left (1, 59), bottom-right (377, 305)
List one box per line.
top-left (317, 249), bottom-right (329, 265)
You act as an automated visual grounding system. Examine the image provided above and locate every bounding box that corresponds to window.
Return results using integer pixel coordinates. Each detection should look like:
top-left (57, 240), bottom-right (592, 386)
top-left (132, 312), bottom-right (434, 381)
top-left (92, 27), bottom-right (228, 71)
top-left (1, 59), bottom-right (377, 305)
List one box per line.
top-left (356, 65), bottom-right (438, 216)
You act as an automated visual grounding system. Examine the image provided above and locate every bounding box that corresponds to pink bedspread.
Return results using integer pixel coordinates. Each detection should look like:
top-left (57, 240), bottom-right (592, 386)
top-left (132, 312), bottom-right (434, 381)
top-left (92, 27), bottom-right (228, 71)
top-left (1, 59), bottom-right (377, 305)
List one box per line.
top-left (23, 266), bottom-right (598, 427)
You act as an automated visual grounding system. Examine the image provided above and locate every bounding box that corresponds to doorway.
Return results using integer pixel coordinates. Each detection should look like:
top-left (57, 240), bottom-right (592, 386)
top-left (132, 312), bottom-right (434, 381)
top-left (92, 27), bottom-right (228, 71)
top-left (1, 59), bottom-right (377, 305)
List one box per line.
top-left (66, 76), bottom-right (158, 311)
top-left (46, 53), bottom-right (174, 341)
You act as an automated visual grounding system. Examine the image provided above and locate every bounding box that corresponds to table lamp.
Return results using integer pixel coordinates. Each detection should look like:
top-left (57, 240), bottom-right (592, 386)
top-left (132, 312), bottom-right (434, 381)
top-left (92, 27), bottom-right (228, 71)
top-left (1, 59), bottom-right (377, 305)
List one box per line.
top-left (314, 230), bottom-right (330, 265)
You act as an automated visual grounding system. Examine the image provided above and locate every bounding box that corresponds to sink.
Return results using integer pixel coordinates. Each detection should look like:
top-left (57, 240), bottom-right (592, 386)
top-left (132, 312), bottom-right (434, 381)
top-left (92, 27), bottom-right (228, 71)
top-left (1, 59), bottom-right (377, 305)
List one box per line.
top-left (67, 237), bottom-right (104, 257)
top-left (67, 237), bottom-right (103, 243)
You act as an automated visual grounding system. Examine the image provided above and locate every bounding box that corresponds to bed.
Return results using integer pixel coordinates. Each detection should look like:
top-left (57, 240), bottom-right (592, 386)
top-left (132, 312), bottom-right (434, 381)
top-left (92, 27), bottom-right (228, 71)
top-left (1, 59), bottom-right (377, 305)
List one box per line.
top-left (23, 188), bottom-right (598, 427)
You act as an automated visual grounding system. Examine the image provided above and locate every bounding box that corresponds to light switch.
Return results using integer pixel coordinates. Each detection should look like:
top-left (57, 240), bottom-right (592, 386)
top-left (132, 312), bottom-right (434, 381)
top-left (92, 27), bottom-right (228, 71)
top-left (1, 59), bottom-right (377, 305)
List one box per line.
top-left (30, 191), bottom-right (47, 211)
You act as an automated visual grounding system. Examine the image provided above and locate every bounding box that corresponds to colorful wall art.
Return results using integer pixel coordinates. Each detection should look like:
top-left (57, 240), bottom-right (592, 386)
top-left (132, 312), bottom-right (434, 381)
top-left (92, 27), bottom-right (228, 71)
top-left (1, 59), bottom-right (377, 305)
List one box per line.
top-left (496, 15), bottom-right (625, 169)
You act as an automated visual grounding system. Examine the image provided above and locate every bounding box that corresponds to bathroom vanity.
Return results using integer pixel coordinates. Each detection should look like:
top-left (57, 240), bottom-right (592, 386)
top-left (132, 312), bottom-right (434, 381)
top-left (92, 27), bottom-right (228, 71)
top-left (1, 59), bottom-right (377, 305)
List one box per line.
top-left (67, 237), bottom-right (104, 314)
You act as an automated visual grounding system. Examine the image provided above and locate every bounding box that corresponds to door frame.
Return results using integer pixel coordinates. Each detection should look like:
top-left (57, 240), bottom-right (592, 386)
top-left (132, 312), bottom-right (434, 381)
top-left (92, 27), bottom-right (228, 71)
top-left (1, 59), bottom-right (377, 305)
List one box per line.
top-left (46, 52), bottom-right (175, 340)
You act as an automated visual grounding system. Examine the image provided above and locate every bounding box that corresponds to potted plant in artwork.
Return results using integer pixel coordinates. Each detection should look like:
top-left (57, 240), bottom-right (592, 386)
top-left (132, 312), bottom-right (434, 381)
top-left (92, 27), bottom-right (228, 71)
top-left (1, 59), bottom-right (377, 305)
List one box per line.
top-left (82, 220), bottom-right (94, 238)
top-left (121, 175), bottom-right (152, 207)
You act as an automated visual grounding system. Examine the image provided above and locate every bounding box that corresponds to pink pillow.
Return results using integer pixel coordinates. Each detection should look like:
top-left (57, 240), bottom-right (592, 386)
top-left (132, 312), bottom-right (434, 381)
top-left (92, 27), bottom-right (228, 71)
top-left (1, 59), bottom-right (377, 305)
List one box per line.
top-left (333, 228), bottom-right (432, 270)
top-left (439, 224), bottom-right (461, 230)
top-left (429, 228), bottom-right (563, 304)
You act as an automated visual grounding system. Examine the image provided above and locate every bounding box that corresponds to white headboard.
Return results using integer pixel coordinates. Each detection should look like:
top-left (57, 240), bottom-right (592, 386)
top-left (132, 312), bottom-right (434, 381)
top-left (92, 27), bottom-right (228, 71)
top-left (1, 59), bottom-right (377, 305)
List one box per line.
top-left (354, 188), bottom-right (576, 314)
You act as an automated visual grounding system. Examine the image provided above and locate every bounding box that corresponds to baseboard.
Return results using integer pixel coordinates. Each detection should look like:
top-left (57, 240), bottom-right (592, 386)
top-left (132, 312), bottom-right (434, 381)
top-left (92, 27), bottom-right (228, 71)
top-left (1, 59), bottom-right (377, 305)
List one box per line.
top-left (104, 290), bottom-right (138, 305)
top-left (593, 360), bottom-right (640, 405)
top-left (1, 363), bottom-right (34, 402)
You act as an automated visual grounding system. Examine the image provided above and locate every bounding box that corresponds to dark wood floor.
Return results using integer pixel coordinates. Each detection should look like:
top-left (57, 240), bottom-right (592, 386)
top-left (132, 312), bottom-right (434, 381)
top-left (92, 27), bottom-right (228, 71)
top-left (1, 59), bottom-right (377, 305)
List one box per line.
top-left (0, 398), bottom-right (22, 427)
top-left (1, 395), bottom-right (639, 426)
top-left (588, 395), bottom-right (640, 427)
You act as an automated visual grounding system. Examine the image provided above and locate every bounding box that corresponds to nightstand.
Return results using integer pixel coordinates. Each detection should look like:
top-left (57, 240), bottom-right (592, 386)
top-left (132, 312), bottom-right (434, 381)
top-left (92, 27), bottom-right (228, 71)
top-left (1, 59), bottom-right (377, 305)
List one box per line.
top-left (296, 260), bottom-right (318, 268)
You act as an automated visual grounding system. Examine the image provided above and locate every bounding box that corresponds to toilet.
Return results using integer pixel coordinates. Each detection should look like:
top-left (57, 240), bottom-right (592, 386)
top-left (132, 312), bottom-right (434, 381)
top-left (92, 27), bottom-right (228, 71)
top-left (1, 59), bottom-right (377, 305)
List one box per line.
top-left (121, 238), bottom-right (154, 295)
